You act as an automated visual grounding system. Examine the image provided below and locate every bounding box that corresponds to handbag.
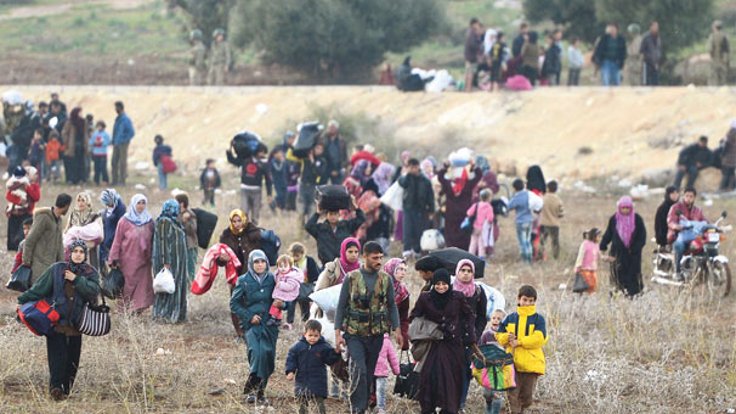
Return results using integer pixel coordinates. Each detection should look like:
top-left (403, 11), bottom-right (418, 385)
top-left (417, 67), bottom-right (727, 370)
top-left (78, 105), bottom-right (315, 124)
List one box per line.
top-left (77, 296), bottom-right (111, 336)
top-left (379, 181), bottom-right (404, 211)
top-left (471, 344), bottom-right (517, 391)
top-left (461, 202), bottom-right (480, 234)
top-left (160, 154), bottom-right (178, 174)
top-left (17, 271), bottom-right (65, 336)
top-left (101, 267), bottom-right (125, 299)
top-left (393, 351), bottom-right (419, 399)
top-left (6, 265), bottom-right (32, 292)
top-left (572, 272), bottom-right (590, 293)
top-left (153, 267), bottom-right (176, 294)
top-left (408, 316), bottom-right (444, 341)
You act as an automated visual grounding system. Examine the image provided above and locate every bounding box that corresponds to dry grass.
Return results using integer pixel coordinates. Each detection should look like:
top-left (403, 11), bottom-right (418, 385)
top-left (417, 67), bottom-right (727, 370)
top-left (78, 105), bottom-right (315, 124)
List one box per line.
top-left (0, 169), bottom-right (735, 413)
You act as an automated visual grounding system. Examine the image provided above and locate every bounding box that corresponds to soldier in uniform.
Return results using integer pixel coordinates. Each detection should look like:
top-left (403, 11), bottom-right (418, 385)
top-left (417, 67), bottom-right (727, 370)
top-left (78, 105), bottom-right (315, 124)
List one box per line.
top-left (188, 29), bottom-right (207, 86)
top-left (207, 28), bottom-right (232, 86)
top-left (626, 23), bottom-right (643, 86)
top-left (708, 20), bottom-right (730, 86)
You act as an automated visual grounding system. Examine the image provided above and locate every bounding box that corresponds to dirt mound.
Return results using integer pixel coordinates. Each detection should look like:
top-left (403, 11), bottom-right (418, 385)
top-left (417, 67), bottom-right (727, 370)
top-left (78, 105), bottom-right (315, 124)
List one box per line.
top-left (6, 85), bottom-right (736, 184)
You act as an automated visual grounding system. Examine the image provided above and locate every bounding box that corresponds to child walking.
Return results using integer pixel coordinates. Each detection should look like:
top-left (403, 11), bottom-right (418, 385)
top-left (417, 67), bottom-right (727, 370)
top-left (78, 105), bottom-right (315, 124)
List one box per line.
top-left (199, 159), bottom-right (221, 207)
top-left (45, 130), bottom-right (62, 183)
top-left (574, 228), bottom-right (602, 293)
top-left (28, 129), bottom-right (46, 182)
top-left (479, 309), bottom-right (507, 414)
top-left (496, 285), bottom-right (548, 414)
top-left (268, 254), bottom-right (302, 329)
top-left (466, 188), bottom-right (495, 260)
top-left (88, 120), bottom-right (111, 185)
top-left (539, 180), bottom-right (564, 260)
top-left (373, 333), bottom-right (400, 414)
top-left (285, 319), bottom-right (342, 414)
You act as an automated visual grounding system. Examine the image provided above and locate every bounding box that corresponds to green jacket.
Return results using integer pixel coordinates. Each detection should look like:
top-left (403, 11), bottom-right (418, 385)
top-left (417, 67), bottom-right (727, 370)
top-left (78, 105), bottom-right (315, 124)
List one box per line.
top-left (18, 262), bottom-right (100, 331)
top-left (190, 41), bottom-right (207, 70)
top-left (22, 207), bottom-right (64, 281)
top-left (209, 40), bottom-right (232, 68)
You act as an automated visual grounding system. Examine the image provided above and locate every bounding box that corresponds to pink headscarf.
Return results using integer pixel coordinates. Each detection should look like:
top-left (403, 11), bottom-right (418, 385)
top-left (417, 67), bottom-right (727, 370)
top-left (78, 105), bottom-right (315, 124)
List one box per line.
top-left (615, 196), bottom-right (636, 248)
top-left (384, 258), bottom-right (409, 304)
top-left (338, 237), bottom-right (361, 283)
top-left (453, 259), bottom-right (477, 297)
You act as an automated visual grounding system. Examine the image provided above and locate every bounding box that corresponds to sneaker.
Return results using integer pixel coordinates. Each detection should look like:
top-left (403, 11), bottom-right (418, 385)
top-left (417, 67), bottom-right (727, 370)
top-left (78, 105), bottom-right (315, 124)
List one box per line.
top-left (245, 394), bottom-right (257, 404)
top-left (281, 323), bottom-right (293, 330)
top-left (377, 409), bottom-right (387, 414)
top-left (257, 396), bottom-right (269, 406)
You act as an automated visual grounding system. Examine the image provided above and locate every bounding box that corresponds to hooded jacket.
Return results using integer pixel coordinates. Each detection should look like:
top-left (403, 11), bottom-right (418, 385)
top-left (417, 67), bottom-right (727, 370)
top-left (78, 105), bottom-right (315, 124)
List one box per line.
top-left (285, 336), bottom-right (341, 398)
top-left (22, 207), bottom-right (65, 279)
top-left (496, 305), bottom-right (548, 375)
top-left (230, 250), bottom-right (276, 331)
top-left (305, 210), bottom-right (365, 265)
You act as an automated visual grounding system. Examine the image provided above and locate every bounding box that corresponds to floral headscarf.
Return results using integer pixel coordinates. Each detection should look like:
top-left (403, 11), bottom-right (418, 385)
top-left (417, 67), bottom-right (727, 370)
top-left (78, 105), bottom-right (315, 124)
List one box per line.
top-left (68, 239), bottom-right (89, 275)
top-left (159, 199), bottom-right (181, 222)
top-left (69, 191), bottom-right (95, 227)
top-left (384, 258), bottom-right (409, 304)
top-left (372, 162), bottom-right (396, 195)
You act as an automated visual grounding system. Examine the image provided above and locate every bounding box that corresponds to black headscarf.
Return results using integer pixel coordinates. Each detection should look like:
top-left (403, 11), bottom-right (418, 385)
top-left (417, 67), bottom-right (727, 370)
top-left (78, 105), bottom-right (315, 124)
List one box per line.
top-left (68, 239), bottom-right (89, 275)
top-left (429, 268), bottom-right (452, 310)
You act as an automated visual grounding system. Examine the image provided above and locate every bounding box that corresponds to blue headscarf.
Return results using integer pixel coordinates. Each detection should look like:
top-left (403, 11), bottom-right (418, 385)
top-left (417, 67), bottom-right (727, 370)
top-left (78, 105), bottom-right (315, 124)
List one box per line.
top-left (124, 194), bottom-right (153, 226)
top-left (100, 189), bottom-right (121, 209)
top-left (159, 199), bottom-right (180, 222)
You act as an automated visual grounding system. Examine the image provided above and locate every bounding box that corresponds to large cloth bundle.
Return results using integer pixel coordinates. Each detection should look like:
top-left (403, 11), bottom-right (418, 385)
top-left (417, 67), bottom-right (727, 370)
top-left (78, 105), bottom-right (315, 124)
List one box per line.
top-left (317, 185), bottom-right (351, 211)
top-left (309, 284), bottom-right (342, 322)
top-left (228, 131), bottom-right (266, 165)
top-left (292, 121), bottom-right (322, 158)
top-left (472, 344), bottom-right (517, 391)
top-left (192, 208), bottom-right (217, 249)
top-left (420, 229), bottom-right (445, 252)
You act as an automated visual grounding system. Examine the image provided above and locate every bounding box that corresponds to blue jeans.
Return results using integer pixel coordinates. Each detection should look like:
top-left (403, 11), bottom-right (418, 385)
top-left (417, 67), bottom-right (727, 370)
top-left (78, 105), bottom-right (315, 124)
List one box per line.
top-left (483, 388), bottom-right (504, 414)
top-left (375, 376), bottom-right (388, 410)
top-left (601, 59), bottom-right (621, 86)
top-left (673, 238), bottom-right (689, 272)
top-left (157, 163), bottom-right (168, 190)
top-left (516, 222), bottom-right (533, 263)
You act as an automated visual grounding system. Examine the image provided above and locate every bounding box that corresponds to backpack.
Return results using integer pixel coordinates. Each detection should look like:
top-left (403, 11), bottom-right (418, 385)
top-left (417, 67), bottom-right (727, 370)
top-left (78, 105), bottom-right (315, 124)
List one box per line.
top-left (260, 229), bottom-right (281, 265)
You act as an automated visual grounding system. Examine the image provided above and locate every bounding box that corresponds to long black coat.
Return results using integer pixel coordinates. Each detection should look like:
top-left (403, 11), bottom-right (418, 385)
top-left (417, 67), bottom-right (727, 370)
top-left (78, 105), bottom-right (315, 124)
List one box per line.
top-left (600, 213), bottom-right (647, 296)
top-left (654, 198), bottom-right (676, 246)
top-left (410, 291), bottom-right (475, 413)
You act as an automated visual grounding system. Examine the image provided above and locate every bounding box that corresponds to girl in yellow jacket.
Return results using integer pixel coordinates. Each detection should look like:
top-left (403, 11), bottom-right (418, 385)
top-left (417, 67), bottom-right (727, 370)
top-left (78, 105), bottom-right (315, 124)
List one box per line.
top-left (496, 285), bottom-right (548, 414)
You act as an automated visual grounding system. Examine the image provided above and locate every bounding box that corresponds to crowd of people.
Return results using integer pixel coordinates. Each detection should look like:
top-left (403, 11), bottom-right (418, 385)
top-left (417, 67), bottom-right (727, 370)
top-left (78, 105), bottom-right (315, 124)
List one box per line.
top-left (4, 96), bottom-right (726, 413)
top-left (461, 18), bottom-right (730, 91)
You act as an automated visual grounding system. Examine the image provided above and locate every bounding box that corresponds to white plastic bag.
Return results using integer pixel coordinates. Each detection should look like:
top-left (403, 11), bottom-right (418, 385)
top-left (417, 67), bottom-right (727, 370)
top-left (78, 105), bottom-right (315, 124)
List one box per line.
top-left (478, 282), bottom-right (506, 318)
top-left (309, 284), bottom-right (342, 322)
top-left (420, 229), bottom-right (445, 252)
top-left (380, 181), bottom-right (404, 211)
top-left (153, 267), bottom-right (176, 294)
top-left (528, 191), bottom-right (544, 213)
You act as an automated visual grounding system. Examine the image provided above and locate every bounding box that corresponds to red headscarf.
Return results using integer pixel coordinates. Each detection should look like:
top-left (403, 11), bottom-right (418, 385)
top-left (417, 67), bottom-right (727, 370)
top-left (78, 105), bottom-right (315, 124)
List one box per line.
top-left (338, 237), bottom-right (361, 283)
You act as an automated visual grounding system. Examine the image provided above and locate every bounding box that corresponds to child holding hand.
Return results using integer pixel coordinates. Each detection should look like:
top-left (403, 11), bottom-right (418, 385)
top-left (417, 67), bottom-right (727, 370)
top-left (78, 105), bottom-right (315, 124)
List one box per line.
top-left (286, 320), bottom-right (342, 414)
top-left (479, 309), bottom-right (507, 414)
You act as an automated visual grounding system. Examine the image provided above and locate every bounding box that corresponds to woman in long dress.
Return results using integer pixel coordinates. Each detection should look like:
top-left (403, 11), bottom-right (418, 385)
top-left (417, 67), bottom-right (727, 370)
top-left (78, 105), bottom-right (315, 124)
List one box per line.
top-left (108, 194), bottom-right (155, 313)
top-left (152, 199), bottom-right (189, 323)
top-left (437, 163), bottom-right (482, 250)
top-left (410, 268), bottom-right (475, 414)
top-left (600, 196), bottom-right (647, 297)
top-left (64, 191), bottom-right (101, 269)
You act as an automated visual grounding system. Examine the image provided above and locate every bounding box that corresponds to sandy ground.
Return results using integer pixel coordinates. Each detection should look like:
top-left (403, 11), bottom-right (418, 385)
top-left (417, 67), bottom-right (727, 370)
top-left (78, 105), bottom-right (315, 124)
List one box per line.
top-left (5, 85), bottom-right (736, 185)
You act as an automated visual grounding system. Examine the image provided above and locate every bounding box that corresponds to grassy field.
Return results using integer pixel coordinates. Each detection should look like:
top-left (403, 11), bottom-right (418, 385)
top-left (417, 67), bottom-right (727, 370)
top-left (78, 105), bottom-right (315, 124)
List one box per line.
top-left (0, 166), bottom-right (734, 413)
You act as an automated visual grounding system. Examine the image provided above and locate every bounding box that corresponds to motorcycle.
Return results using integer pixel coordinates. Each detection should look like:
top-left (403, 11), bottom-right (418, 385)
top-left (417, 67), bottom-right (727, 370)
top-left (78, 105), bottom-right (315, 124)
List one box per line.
top-left (652, 211), bottom-right (733, 297)
top-left (651, 211), bottom-right (732, 298)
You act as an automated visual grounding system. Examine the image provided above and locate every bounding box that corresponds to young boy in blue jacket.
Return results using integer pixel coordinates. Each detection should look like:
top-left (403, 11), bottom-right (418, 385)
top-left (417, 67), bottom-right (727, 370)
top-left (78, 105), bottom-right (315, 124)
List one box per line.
top-left (286, 319), bottom-right (342, 414)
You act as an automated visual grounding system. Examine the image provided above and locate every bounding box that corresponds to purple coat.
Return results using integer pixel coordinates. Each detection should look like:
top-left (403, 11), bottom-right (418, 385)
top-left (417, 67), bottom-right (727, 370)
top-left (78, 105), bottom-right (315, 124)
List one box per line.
top-left (438, 167), bottom-right (482, 250)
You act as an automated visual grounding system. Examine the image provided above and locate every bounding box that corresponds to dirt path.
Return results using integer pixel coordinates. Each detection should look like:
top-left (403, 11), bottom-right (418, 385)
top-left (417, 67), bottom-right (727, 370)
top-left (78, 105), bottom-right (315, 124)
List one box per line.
top-left (0, 0), bottom-right (154, 21)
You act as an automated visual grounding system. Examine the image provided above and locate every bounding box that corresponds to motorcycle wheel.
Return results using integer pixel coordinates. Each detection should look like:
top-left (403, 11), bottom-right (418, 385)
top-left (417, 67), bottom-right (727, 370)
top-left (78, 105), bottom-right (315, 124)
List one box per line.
top-left (710, 261), bottom-right (732, 298)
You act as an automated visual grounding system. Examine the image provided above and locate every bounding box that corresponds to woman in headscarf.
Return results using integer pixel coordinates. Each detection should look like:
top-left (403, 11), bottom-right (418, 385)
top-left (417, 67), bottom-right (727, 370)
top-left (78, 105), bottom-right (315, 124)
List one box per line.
top-left (99, 189), bottom-right (126, 265)
top-left (410, 268), bottom-right (475, 414)
top-left (437, 161), bottom-right (483, 250)
top-left (344, 159), bottom-right (371, 198)
top-left (5, 165), bottom-right (41, 251)
top-left (18, 240), bottom-right (100, 400)
top-left (315, 237), bottom-right (361, 292)
top-left (218, 209), bottom-right (262, 336)
top-left (174, 192), bottom-right (198, 282)
top-left (64, 191), bottom-right (101, 269)
top-left (600, 196), bottom-right (647, 297)
top-left (453, 259), bottom-right (488, 411)
top-left (61, 107), bottom-right (89, 185)
top-left (108, 194), bottom-right (155, 313)
top-left (230, 249), bottom-right (280, 405)
top-left (384, 258), bottom-right (410, 350)
top-left (654, 186), bottom-right (679, 248)
top-left (370, 162), bottom-right (396, 197)
top-left (472, 155), bottom-right (500, 202)
top-left (152, 199), bottom-right (189, 323)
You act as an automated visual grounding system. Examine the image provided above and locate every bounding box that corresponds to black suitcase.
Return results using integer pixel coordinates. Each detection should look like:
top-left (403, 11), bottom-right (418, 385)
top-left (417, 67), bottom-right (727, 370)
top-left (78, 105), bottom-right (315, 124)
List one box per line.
top-left (292, 121), bottom-right (322, 158)
top-left (317, 185), bottom-right (351, 211)
top-left (193, 208), bottom-right (218, 249)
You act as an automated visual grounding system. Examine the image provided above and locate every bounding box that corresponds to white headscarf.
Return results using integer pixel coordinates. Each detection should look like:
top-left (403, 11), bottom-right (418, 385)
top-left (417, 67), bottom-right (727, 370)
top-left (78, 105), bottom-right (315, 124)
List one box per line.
top-left (124, 194), bottom-right (152, 226)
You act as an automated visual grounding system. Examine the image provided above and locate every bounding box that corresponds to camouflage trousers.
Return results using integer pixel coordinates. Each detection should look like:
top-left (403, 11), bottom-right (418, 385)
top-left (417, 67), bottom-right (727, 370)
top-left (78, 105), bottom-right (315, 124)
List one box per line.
top-left (207, 64), bottom-right (227, 86)
top-left (709, 62), bottom-right (728, 86)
